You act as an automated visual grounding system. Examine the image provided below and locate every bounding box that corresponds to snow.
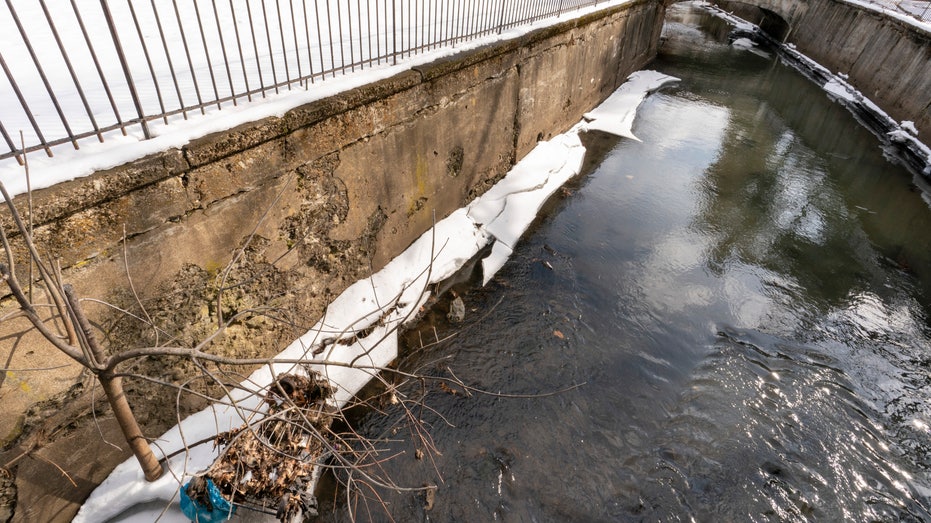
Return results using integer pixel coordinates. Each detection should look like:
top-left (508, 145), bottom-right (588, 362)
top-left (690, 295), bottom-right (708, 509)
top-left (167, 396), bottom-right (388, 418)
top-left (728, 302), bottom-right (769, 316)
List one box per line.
top-left (580, 70), bottom-right (680, 141)
top-left (0, 0), bottom-right (634, 199)
top-left (74, 69), bottom-right (673, 522)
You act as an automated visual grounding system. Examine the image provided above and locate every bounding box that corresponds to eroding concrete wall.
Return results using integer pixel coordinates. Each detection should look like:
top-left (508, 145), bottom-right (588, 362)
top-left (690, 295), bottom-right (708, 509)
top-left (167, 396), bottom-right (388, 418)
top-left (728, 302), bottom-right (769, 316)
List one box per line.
top-left (0, 2), bottom-right (665, 521)
top-left (714, 0), bottom-right (931, 139)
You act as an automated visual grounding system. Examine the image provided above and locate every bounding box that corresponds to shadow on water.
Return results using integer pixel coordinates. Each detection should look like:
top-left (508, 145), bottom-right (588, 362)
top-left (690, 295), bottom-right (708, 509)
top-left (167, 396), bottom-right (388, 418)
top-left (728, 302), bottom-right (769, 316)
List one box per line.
top-left (317, 4), bottom-right (931, 521)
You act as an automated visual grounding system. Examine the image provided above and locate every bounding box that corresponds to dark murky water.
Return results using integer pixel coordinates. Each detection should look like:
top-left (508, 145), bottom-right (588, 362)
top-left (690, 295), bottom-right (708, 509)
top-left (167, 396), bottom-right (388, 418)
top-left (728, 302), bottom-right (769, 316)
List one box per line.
top-left (319, 4), bottom-right (931, 521)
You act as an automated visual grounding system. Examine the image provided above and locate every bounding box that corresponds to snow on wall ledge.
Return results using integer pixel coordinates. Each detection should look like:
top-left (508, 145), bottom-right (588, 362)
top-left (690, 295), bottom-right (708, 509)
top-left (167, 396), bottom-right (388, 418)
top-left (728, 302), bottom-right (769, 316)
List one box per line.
top-left (74, 71), bottom-right (680, 523)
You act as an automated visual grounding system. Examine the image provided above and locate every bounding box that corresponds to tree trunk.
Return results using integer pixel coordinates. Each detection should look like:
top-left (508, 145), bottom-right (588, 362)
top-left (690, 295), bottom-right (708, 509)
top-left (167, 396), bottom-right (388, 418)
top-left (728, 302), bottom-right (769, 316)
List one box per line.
top-left (100, 374), bottom-right (164, 481)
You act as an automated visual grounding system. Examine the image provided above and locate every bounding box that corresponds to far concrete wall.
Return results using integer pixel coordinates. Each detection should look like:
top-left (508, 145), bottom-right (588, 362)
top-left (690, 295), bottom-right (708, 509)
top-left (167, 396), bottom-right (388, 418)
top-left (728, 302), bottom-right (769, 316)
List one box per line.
top-left (713, 0), bottom-right (931, 139)
top-left (0, 2), bottom-right (666, 521)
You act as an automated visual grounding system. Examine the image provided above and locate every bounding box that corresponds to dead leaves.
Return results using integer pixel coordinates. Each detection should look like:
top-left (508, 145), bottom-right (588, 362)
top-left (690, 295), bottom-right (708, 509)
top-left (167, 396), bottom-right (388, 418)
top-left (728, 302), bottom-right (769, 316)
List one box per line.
top-left (201, 367), bottom-right (336, 521)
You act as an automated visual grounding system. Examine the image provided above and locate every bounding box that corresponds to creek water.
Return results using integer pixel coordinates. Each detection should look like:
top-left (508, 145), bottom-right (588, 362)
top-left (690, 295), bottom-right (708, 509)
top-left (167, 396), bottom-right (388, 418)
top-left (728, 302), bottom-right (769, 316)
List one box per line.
top-left (318, 4), bottom-right (931, 521)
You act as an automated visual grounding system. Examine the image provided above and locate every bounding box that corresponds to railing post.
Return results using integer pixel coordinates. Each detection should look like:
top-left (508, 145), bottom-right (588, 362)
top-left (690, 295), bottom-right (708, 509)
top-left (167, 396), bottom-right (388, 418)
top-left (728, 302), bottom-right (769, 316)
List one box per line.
top-left (497, 0), bottom-right (507, 34)
top-left (99, 0), bottom-right (151, 140)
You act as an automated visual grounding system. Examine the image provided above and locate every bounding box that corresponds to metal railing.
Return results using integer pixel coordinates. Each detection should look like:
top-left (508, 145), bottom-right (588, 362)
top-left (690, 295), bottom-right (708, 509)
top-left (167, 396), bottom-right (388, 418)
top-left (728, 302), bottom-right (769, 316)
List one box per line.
top-left (871, 0), bottom-right (931, 21)
top-left (1, 0), bottom-right (607, 167)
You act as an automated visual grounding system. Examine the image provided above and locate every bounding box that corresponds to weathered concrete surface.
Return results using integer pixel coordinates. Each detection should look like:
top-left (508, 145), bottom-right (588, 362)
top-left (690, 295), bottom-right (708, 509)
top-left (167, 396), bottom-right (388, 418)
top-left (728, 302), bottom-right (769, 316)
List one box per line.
top-left (713, 0), bottom-right (931, 139)
top-left (0, 1), bottom-right (665, 521)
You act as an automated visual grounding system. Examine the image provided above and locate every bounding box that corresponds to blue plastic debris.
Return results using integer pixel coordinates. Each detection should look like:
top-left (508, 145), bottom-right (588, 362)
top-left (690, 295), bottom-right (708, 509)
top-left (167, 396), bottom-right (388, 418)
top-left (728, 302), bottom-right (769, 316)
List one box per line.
top-left (179, 478), bottom-right (236, 523)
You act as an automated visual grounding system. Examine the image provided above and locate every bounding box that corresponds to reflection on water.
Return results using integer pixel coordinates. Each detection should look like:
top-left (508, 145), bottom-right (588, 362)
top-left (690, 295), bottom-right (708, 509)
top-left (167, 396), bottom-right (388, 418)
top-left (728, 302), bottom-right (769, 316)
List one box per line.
top-left (319, 4), bottom-right (931, 521)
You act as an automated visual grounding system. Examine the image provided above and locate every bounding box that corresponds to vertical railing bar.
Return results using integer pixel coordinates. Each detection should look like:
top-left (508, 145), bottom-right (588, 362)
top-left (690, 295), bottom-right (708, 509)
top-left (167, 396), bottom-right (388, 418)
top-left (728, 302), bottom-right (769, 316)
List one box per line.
top-left (430, 0), bottom-right (441, 49)
top-left (373, 0), bottom-right (381, 65)
top-left (260, 0), bottom-right (281, 93)
top-left (192, 0), bottom-right (223, 109)
top-left (71, 1), bottom-right (129, 133)
top-left (433, 0), bottom-right (446, 49)
top-left (149, 0), bottom-right (189, 118)
top-left (127, 0), bottom-right (170, 124)
top-left (468, 0), bottom-right (477, 39)
top-left (448, 0), bottom-right (455, 45)
top-left (484, 0), bottom-right (494, 36)
top-left (0, 52), bottom-right (51, 158)
top-left (454, 0), bottom-right (469, 43)
top-left (557, 0), bottom-right (565, 16)
top-left (211, 0), bottom-right (239, 105)
top-left (456, 0), bottom-right (464, 44)
top-left (507, 0), bottom-right (520, 31)
top-left (408, 0), bottom-right (413, 56)
top-left (100, 0), bottom-right (151, 139)
top-left (325, 0), bottom-right (337, 76)
top-left (395, 0), bottom-right (401, 58)
top-left (336, 0), bottom-right (347, 72)
top-left (313, 0), bottom-right (327, 76)
top-left (170, 0), bottom-right (207, 115)
top-left (366, 0), bottom-right (374, 66)
top-left (426, 0), bottom-right (433, 50)
top-left (477, 0), bottom-right (486, 37)
top-left (228, 0), bottom-right (254, 101)
top-left (386, 0), bottom-right (392, 63)
top-left (346, 0), bottom-right (356, 71)
top-left (392, 0), bottom-right (398, 64)
top-left (419, 0), bottom-right (425, 50)
top-left (475, 0), bottom-right (483, 36)
top-left (7, 0), bottom-right (79, 149)
top-left (38, 0), bottom-right (103, 142)
top-left (357, 0), bottom-right (365, 66)
top-left (273, 0), bottom-right (293, 89)
top-left (288, 0), bottom-right (303, 84)
top-left (301, 0), bottom-right (316, 84)
top-left (450, 0), bottom-right (457, 44)
top-left (496, 0), bottom-right (506, 34)
top-left (0, 120), bottom-right (23, 165)
top-left (244, 0), bottom-right (268, 96)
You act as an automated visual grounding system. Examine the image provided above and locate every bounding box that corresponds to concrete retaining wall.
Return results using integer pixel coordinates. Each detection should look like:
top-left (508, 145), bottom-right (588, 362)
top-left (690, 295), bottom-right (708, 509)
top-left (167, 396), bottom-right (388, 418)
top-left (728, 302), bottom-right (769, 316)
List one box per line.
top-left (0, 2), bottom-right (665, 520)
top-left (713, 0), bottom-right (931, 139)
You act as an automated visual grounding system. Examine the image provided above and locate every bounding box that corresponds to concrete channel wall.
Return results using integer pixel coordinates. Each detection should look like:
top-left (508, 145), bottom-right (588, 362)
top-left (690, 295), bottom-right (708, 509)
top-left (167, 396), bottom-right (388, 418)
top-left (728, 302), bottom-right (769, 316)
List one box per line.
top-left (713, 0), bottom-right (931, 139)
top-left (0, 2), bottom-right (665, 520)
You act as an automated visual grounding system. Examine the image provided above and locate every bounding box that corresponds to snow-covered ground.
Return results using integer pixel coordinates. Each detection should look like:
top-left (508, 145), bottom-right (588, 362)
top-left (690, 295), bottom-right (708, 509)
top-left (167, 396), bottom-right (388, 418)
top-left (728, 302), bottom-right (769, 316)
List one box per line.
top-left (72, 69), bottom-right (680, 523)
top-left (0, 0), bottom-right (617, 196)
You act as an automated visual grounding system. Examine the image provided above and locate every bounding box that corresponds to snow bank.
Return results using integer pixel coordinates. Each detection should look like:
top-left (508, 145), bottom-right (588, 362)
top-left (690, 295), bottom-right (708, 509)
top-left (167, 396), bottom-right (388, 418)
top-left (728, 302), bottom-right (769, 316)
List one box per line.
top-left (0, 0), bottom-right (635, 199)
top-left (580, 70), bottom-right (680, 141)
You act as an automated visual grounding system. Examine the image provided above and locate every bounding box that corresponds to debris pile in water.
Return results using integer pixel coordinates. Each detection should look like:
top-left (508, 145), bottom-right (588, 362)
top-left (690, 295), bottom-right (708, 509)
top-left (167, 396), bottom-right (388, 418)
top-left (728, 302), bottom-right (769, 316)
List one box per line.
top-left (184, 367), bottom-right (336, 522)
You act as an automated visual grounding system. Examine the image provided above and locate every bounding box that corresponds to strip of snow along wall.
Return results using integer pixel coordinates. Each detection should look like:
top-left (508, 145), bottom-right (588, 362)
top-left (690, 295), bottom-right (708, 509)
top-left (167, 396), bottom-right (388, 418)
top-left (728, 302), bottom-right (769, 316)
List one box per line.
top-left (74, 69), bottom-right (679, 523)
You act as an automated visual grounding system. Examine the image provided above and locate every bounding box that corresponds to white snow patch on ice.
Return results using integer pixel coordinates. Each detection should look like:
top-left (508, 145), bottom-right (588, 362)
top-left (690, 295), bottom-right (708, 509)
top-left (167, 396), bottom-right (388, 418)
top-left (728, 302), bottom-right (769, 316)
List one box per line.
top-left (731, 37), bottom-right (756, 49)
top-left (823, 78), bottom-right (859, 103)
top-left (581, 70), bottom-right (680, 140)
